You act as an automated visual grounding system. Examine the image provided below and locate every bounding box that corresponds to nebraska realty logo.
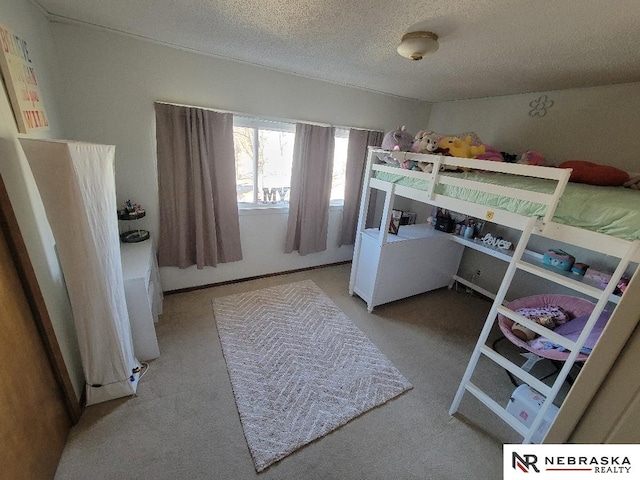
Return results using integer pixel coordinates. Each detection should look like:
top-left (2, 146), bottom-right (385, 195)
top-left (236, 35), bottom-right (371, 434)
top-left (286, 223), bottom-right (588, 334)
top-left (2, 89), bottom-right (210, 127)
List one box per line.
top-left (504, 445), bottom-right (638, 479)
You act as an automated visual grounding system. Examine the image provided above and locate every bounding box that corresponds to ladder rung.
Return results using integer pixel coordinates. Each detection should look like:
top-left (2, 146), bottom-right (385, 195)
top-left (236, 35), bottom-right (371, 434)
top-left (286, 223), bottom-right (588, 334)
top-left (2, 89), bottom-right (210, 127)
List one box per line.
top-left (465, 382), bottom-right (528, 437)
top-left (516, 260), bottom-right (604, 299)
top-left (480, 345), bottom-right (551, 397)
top-left (497, 305), bottom-right (577, 352)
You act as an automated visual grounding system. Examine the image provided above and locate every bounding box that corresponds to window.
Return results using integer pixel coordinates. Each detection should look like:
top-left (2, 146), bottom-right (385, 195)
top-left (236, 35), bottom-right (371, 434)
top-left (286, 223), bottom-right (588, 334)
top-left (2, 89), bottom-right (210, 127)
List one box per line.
top-left (233, 116), bottom-right (348, 206)
top-left (331, 128), bottom-right (349, 202)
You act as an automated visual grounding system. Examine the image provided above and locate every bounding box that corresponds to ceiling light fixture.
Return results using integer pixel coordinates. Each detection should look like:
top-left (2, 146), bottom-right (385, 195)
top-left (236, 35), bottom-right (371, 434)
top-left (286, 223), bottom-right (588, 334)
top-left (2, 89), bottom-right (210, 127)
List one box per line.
top-left (397, 31), bottom-right (439, 61)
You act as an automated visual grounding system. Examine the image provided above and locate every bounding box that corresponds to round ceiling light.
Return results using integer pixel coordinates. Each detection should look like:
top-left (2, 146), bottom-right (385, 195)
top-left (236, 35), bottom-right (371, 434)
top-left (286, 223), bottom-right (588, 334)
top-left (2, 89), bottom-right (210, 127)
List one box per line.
top-left (397, 31), bottom-right (439, 61)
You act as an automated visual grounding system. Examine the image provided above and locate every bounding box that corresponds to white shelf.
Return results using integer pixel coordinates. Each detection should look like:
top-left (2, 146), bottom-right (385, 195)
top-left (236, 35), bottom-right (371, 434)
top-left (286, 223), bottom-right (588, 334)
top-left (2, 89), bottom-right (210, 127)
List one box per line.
top-left (451, 235), bottom-right (621, 304)
top-left (363, 223), bottom-right (450, 243)
top-left (450, 235), bottom-right (514, 262)
top-left (120, 241), bottom-right (162, 361)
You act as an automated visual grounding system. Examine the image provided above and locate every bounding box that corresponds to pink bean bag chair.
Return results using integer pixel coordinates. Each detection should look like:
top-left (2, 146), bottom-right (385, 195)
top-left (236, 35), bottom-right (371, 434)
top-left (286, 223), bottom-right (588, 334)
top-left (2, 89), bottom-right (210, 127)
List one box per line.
top-left (497, 294), bottom-right (596, 362)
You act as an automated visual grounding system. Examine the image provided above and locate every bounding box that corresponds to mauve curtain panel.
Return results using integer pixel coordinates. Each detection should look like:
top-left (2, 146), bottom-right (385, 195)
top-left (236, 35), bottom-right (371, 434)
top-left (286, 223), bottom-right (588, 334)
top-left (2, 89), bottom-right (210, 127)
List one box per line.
top-left (284, 123), bottom-right (335, 255)
top-left (339, 129), bottom-right (384, 246)
top-left (155, 103), bottom-right (243, 269)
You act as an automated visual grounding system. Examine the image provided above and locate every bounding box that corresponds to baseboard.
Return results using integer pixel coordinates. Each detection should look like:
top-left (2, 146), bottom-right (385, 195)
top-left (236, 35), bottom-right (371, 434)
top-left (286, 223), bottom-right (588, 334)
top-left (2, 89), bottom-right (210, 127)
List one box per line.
top-left (451, 275), bottom-right (496, 300)
top-left (164, 261), bottom-right (352, 295)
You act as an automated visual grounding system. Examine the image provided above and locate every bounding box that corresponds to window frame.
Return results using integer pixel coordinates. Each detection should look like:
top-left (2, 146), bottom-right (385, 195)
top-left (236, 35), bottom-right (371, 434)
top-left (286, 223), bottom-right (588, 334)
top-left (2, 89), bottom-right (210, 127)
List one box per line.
top-left (233, 117), bottom-right (349, 210)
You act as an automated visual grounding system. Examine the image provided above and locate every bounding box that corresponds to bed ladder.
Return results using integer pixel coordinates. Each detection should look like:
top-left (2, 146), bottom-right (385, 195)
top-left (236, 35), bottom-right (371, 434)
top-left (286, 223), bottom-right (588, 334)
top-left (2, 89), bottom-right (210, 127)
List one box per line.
top-left (449, 215), bottom-right (639, 443)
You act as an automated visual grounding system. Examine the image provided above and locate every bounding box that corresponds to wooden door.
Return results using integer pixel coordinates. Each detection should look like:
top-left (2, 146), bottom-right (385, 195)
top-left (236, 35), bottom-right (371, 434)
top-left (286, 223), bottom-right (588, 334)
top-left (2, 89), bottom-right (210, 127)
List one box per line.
top-left (0, 193), bottom-right (73, 478)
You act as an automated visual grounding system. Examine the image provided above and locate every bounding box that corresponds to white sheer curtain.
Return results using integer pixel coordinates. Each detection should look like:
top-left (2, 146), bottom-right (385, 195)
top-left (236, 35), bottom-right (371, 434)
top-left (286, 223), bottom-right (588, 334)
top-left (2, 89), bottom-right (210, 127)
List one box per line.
top-left (155, 103), bottom-right (243, 269)
top-left (339, 129), bottom-right (384, 246)
top-left (284, 123), bottom-right (335, 255)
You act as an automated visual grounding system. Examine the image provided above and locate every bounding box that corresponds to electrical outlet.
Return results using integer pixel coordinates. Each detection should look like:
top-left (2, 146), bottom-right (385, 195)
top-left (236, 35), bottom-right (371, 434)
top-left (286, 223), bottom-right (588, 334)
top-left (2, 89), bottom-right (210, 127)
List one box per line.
top-left (475, 269), bottom-right (482, 277)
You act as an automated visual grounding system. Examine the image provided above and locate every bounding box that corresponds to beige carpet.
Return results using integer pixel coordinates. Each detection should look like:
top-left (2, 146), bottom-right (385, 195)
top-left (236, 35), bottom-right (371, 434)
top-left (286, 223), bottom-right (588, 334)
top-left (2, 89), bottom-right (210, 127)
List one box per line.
top-left (54, 264), bottom-right (536, 480)
top-left (212, 280), bottom-right (413, 472)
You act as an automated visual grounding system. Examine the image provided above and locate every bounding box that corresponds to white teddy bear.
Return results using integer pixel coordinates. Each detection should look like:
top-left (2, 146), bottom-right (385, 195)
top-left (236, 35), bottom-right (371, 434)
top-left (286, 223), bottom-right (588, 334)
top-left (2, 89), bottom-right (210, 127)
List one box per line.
top-left (623, 173), bottom-right (640, 190)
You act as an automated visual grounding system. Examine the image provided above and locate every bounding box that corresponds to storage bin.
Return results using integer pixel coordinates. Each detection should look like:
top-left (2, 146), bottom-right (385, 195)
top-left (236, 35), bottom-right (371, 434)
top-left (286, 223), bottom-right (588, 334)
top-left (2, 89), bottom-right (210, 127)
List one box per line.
top-left (505, 385), bottom-right (559, 443)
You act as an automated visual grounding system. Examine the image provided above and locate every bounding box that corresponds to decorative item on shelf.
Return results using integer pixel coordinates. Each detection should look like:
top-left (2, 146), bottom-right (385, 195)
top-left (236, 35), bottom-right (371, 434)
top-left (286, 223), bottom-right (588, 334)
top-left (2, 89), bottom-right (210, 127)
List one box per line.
top-left (388, 209), bottom-right (402, 235)
top-left (455, 217), bottom-right (485, 239)
top-left (542, 248), bottom-right (575, 271)
top-left (615, 277), bottom-right (630, 295)
top-left (480, 232), bottom-right (513, 250)
top-left (463, 219), bottom-right (475, 239)
top-left (584, 267), bottom-right (613, 290)
top-left (388, 209), bottom-right (417, 235)
top-left (434, 209), bottom-right (455, 233)
top-left (118, 199), bottom-right (150, 243)
top-left (570, 262), bottom-right (589, 276)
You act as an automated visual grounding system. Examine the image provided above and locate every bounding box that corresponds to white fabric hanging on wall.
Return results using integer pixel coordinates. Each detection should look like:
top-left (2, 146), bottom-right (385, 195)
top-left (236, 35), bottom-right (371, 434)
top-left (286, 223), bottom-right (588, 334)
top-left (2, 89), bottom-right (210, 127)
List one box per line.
top-left (20, 139), bottom-right (140, 405)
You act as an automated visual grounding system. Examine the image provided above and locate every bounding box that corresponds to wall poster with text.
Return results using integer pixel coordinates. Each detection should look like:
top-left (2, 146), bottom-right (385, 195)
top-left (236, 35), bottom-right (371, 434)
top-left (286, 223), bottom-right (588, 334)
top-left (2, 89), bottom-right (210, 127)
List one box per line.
top-left (0, 25), bottom-right (49, 134)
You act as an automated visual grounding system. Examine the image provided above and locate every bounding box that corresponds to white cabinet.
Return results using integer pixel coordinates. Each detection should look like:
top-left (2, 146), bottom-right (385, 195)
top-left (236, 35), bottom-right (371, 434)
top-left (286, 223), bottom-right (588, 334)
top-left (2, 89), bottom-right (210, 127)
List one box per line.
top-left (121, 241), bottom-right (162, 361)
top-left (352, 224), bottom-right (464, 311)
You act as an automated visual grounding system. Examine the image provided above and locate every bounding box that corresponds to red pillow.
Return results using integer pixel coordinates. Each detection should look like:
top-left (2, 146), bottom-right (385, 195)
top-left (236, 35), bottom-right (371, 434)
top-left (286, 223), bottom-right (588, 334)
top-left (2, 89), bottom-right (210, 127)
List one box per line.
top-left (558, 160), bottom-right (629, 186)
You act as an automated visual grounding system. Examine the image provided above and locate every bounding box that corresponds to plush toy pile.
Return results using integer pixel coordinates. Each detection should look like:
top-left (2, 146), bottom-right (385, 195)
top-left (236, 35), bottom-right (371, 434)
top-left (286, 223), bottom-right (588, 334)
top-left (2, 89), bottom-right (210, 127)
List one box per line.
top-left (380, 127), bottom-right (547, 172)
top-left (380, 127), bottom-right (636, 188)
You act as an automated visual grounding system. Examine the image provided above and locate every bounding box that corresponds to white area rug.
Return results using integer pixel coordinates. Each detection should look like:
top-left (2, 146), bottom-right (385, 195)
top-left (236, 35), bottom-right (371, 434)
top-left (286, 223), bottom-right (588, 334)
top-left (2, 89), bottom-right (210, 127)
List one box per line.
top-left (212, 280), bottom-right (413, 472)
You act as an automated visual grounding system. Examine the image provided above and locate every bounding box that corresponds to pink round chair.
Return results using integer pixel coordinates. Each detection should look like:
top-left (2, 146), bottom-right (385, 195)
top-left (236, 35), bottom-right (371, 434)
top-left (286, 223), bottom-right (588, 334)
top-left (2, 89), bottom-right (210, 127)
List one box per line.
top-left (497, 293), bottom-right (596, 363)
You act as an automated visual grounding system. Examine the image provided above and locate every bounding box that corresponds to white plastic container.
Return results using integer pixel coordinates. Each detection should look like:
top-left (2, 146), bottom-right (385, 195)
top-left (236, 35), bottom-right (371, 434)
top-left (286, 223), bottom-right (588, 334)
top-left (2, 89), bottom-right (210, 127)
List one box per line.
top-left (505, 385), bottom-right (559, 443)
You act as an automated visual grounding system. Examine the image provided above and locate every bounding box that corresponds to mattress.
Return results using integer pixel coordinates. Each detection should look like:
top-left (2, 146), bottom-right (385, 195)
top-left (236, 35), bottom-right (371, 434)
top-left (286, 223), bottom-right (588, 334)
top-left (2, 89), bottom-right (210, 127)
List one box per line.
top-left (375, 170), bottom-right (640, 241)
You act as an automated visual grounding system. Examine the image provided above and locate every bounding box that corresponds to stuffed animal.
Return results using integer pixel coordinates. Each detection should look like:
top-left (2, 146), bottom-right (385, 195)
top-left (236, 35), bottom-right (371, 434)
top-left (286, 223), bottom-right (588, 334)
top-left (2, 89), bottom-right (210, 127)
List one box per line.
top-left (412, 130), bottom-right (441, 154)
top-left (382, 126), bottom-right (414, 152)
top-left (438, 135), bottom-right (486, 158)
top-left (475, 144), bottom-right (504, 162)
top-left (380, 126), bottom-right (414, 166)
top-left (623, 174), bottom-right (640, 190)
top-left (516, 150), bottom-right (545, 166)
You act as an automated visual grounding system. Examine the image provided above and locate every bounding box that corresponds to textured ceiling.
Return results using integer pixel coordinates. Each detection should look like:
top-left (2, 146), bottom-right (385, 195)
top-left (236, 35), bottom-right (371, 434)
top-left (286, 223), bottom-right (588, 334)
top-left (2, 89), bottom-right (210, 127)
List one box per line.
top-left (37, 0), bottom-right (640, 102)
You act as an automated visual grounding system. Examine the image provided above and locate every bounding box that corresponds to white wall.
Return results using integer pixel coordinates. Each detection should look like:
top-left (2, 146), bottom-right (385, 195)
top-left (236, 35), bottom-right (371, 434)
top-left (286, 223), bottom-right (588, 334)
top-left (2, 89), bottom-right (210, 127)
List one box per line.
top-left (49, 22), bottom-right (431, 291)
top-left (428, 83), bottom-right (640, 172)
top-left (424, 83), bottom-right (640, 297)
top-left (0, 0), bottom-right (83, 399)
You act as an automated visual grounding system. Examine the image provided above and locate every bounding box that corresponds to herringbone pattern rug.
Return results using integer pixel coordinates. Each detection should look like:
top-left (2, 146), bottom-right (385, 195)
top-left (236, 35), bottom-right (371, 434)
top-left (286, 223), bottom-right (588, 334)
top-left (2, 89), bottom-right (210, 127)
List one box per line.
top-left (212, 280), bottom-right (412, 472)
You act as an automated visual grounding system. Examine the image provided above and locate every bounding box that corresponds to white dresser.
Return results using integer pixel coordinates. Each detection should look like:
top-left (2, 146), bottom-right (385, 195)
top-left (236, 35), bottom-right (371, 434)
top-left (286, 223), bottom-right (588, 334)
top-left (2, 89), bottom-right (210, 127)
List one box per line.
top-left (120, 241), bottom-right (163, 361)
top-left (352, 224), bottom-right (464, 312)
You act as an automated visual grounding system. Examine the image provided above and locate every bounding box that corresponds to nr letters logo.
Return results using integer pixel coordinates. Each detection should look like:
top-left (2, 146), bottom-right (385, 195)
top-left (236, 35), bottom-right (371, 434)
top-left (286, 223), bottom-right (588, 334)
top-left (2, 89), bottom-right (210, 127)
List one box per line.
top-left (513, 452), bottom-right (540, 473)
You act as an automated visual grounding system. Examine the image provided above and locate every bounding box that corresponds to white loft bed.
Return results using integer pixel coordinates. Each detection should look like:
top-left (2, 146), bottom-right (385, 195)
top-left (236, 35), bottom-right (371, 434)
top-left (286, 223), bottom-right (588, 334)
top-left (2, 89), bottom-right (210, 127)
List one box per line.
top-left (348, 147), bottom-right (640, 444)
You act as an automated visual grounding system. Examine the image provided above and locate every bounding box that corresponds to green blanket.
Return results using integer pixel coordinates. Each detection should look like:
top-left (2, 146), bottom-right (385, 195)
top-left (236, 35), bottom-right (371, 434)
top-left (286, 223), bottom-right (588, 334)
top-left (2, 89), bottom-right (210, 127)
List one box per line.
top-left (375, 170), bottom-right (640, 241)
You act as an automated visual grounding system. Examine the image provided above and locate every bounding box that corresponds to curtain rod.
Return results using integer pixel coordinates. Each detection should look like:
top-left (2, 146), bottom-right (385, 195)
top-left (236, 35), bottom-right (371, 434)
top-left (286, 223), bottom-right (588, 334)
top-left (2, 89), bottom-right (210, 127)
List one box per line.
top-left (153, 101), bottom-right (382, 133)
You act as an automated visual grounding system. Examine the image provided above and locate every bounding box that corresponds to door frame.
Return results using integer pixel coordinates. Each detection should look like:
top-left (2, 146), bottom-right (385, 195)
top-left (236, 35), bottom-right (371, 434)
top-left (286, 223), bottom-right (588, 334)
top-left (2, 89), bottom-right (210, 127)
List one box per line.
top-left (0, 174), bottom-right (81, 423)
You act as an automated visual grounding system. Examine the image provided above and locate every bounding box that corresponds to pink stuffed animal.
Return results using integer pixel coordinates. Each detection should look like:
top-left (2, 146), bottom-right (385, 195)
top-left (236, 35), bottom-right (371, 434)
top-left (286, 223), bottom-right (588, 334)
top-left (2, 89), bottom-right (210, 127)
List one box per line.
top-left (475, 145), bottom-right (504, 162)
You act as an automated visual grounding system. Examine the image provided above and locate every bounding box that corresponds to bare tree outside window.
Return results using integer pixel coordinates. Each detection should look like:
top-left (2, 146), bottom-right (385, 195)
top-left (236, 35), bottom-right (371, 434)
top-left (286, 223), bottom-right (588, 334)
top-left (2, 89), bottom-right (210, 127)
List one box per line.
top-left (233, 118), bottom-right (347, 206)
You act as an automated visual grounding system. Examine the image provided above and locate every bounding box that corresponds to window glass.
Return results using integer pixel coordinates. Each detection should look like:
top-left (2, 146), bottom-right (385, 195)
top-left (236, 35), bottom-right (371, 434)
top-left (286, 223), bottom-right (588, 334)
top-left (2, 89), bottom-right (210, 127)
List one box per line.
top-left (233, 117), bottom-right (348, 206)
top-left (331, 128), bottom-right (349, 202)
top-left (259, 129), bottom-right (295, 204)
top-left (233, 126), bottom-right (255, 203)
